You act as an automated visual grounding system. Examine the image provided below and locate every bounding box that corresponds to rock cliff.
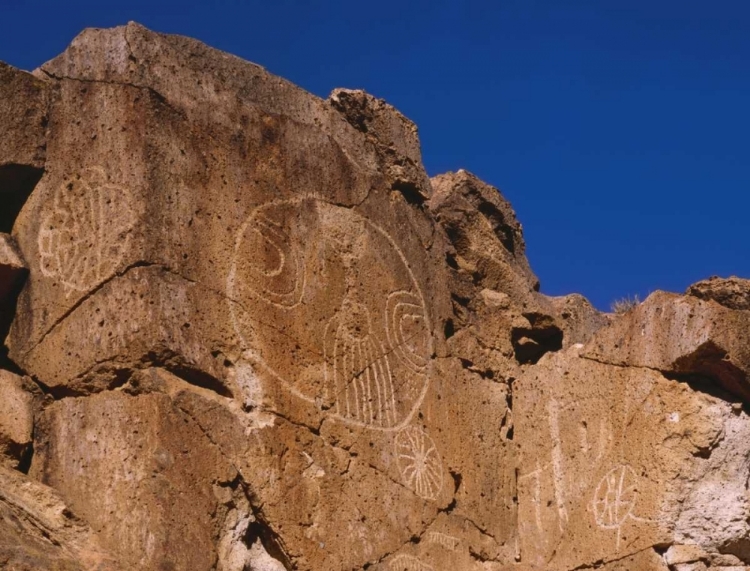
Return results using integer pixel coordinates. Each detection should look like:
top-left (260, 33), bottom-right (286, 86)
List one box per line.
top-left (1, 22), bottom-right (748, 571)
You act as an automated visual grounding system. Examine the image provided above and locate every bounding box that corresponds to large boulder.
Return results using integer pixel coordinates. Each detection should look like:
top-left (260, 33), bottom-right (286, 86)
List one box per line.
top-left (686, 275), bottom-right (750, 311)
top-left (3, 23), bottom-right (517, 571)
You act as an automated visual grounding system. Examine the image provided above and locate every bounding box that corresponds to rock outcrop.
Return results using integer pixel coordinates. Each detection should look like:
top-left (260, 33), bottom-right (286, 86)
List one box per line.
top-left (0, 22), bottom-right (748, 571)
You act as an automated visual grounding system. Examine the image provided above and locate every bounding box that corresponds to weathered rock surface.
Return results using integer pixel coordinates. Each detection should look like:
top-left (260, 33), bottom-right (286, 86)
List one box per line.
top-left (0, 63), bottom-right (49, 235)
top-left (687, 275), bottom-right (750, 311)
top-left (0, 371), bottom-right (37, 469)
top-left (516, 344), bottom-right (750, 569)
top-left (0, 21), bottom-right (748, 571)
top-left (0, 464), bottom-right (121, 570)
top-left (582, 290), bottom-right (750, 404)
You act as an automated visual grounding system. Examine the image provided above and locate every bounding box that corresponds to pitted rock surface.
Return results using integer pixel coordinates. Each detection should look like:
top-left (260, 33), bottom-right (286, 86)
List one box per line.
top-left (0, 22), bottom-right (749, 571)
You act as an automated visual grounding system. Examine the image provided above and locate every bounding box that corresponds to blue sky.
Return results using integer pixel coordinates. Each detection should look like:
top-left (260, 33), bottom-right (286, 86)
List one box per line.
top-left (2, 0), bottom-right (748, 310)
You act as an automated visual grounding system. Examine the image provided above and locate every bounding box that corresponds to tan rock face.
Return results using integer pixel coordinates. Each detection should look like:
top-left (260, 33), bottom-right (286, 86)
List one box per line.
top-left (515, 345), bottom-right (750, 569)
top-left (1, 22), bottom-right (749, 571)
top-left (0, 63), bottom-right (49, 237)
top-left (0, 464), bottom-right (121, 570)
top-left (582, 291), bottom-right (750, 403)
top-left (0, 371), bottom-right (36, 468)
top-left (686, 276), bottom-right (750, 311)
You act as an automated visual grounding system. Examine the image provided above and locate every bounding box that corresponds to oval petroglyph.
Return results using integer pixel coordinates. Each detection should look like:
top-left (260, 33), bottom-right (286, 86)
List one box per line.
top-left (228, 197), bottom-right (433, 431)
top-left (38, 167), bottom-right (137, 296)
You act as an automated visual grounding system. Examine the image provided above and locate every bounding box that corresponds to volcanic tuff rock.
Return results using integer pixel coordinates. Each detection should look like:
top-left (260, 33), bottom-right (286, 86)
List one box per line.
top-left (0, 21), bottom-right (748, 571)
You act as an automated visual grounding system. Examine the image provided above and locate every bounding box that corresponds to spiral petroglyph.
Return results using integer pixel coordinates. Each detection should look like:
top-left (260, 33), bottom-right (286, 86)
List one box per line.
top-left (386, 290), bottom-right (430, 374)
top-left (229, 203), bottom-right (306, 309)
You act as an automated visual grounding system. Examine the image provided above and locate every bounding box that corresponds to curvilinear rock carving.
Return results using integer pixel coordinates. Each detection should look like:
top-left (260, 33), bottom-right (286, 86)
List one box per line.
top-left (1, 22), bottom-right (749, 571)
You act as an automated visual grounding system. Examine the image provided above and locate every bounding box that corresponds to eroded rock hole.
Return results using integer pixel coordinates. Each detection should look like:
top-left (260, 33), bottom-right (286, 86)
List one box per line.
top-left (392, 179), bottom-right (426, 208)
top-left (511, 314), bottom-right (563, 364)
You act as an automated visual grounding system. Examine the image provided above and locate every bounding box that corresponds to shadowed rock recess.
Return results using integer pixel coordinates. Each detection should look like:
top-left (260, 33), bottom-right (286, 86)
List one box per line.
top-left (1, 22), bottom-right (748, 571)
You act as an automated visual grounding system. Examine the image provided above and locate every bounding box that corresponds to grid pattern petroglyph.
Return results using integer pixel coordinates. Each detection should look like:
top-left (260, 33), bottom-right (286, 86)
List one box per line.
top-left (592, 464), bottom-right (652, 550)
top-left (38, 167), bottom-right (136, 295)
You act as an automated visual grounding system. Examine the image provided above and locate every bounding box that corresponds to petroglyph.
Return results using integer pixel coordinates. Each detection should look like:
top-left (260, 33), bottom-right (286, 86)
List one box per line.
top-left (592, 464), bottom-right (644, 550)
top-left (389, 554), bottom-right (434, 571)
top-left (324, 299), bottom-right (397, 427)
top-left (38, 167), bottom-right (136, 295)
top-left (425, 531), bottom-right (460, 551)
top-left (386, 290), bottom-right (430, 373)
top-left (229, 202), bottom-right (306, 309)
top-left (228, 197), bottom-right (433, 431)
top-left (519, 461), bottom-right (551, 532)
top-left (394, 426), bottom-right (444, 500)
top-left (547, 399), bottom-right (569, 529)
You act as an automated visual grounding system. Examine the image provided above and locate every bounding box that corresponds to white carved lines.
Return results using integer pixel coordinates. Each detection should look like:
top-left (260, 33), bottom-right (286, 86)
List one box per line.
top-left (395, 426), bottom-right (444, 501)
top-left (38, 167), bottom-right (136, 295)
top-left (233, 205), bottom-right (305, 309)
top-left (425, 531), bottom-right (459, 551)
top-left (228, 197), bottom-right (434, 432)
top-left (592, 465), bottom-right (641, 550)
top-left (389, 554), bottom-right (434, 571)
top-left (324, 299), bottom-right (397, 427)
top-left (386, 291), bottom-right (430, 373)
top-left (547, 399), bottom-right (569, 530)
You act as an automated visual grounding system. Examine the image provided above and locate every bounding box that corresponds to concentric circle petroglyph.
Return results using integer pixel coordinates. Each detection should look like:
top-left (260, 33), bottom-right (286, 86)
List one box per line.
top-left (228, 197), bottom-right (433, 431)
top-left (394, 426), bottom-right (444, 500)
top-left (38, 167), bottom-right (136, 295)
top-left (228, 203), bottom-right (306, 309)
top-left (386, 291), bottom-right (430, 373)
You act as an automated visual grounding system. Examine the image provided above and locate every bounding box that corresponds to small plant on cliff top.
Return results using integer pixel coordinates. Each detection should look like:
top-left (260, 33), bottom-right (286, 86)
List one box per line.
top-left (611, 295), bottom-right (640, 314)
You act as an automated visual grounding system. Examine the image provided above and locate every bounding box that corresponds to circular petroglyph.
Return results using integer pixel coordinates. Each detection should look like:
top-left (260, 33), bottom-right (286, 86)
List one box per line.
top-left (38, 167), bottom-right (136, 295)
top-left (593, 464), bottom-right (638, 529)
top-left (228, 197), bottom-right (433, 431)
top-left (394, 426), bottom-right (444, 500)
